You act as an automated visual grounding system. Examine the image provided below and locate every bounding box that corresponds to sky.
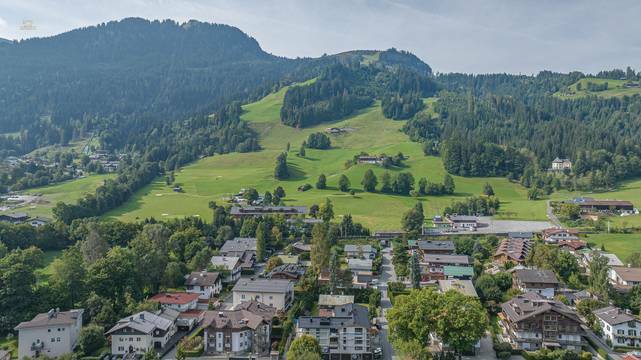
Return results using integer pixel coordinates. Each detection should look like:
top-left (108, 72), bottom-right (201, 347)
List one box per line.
top-left (0, 0), bottom-right (639, 74)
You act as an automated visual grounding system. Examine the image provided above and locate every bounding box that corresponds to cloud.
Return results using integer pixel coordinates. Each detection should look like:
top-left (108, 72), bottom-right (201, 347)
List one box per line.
top-left (0, 0), bottom-right (639, 73)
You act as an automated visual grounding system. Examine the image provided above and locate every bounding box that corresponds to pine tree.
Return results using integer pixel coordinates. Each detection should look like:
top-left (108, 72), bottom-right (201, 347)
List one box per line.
top-left (409, 251), bottom-right (421, 289)
top-left (380, 172), bottom-right (392, 193)
top-left (256, 223), bottom-right (267, 262)
top-left (316, 174), bottom-right (327, 189)
top-left (361, 169), bottom-right (378, 192)
top-left (329, 250), bottom-right (339, 293)
top-left (443, 174), bottom-right (455, 194)
top-left (338, 174), bottom-right (351, 192)
top-left (274, 153), bottom-right (289, 179)
top-left (482, 182), bottom-right (494, 196)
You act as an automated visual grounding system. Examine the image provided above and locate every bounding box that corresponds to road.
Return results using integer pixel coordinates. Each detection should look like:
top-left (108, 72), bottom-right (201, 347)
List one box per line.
top-left (582, 326), bottom-right (622, 360)
top-left (546, 200), bottom-right (562, 227)
top-left (377, 247), bottom-right (397, 360)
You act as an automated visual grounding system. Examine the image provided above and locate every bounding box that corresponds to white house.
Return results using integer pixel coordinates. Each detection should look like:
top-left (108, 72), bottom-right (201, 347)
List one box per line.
top-left (210, 256), bottom-right (242, 283)
top-left (232, 278), bottom-right (294, 310)
top-left (594, 306), bottom-right (641, 348)
top-left (347, 258), bottom-right (373, 272)
top-left (185, 271), bottom-right (223, 299)
top-left (512, 268), bottom-right (560, 299)
top-left (106, 309), bottom-right (178, 356)
top-left (551, 158), bottom-right (572, 171)
top-left (609, 267), bottom-right (641, 288)
top-left (344, 244), bottom-right (377, 259)
top-left (583, 251), bottom-right (624, 269)
top-left (15, 309), bottom-right (83, 360)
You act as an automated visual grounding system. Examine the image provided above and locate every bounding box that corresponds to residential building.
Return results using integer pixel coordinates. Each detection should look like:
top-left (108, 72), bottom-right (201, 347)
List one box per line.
top-left (232, 278), bottom-right (294, 310)
top-left (567, 197), bottom-right (635, 215)
top-left (149, 292), bottom-right (199, 312)
top-left (348, 258), bottom-right (373, 272)
top-left (438, 279), bottom-right (478, 297)
top-left (106, 309), bottom-right (178, 356)
top-left (558, 240), bottom-right (587, 253)
top-left (433, 215), bottom-right (479, 230)
top-left (610, 267), bottom-right (641, 288)
top-left (267, 263), bottom-right (306, 280)
top-left (344, 244), bottom-right (377, 259)
top-left (220, 238), bottom-right (257, 269)
top-left (184, 272), bottom-right (222, 299)
top-left (500, 292), bottom-right (583, 351)
top-left (202, 305), bottom-right (273, 355)
top-left (230, 206), bottom-right (308, 219)
top-left (296, 303), bottom-right (372, 359)
top-left (594, 306), bottom-right (641, 348)
top-left (508, 232), bottom-right (534, 241)
top-left (0, 212), bottom-right (29, 224)
top-left (416, 240), bottom-right (455, 255)
top-left (356, 155), bottom-right (381, 164)
top-left (210, 256), bottom-right (242, 283)
top-left (583, 251), bottom-right (624, 268)
top-left (352, 271), bottom-right (374, 289)
top-left (15, 309), bottom-right (83, 359)
top-left (512, 269), bottom-right (559, 299)
top-left (542, 228), bottom-right (579, 243)
top-left (494, 238), bottom-right (532, 265)
top-left (318, 295), bottom-right (355, 313)
top-left (277, 255), bottom-right (300, 264)
top-left (551, 158), bottom-right (572, 171)
top-left (420, 254), bottom-right (471, 281)
top-left (443, 265), bottom-right (474, 280)
top-left (292, 242), bottom-right (312, 254)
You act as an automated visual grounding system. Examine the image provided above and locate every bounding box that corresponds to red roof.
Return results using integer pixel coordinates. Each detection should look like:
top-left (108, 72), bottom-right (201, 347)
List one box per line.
top-left (623, 355), bottom-right (640, 360)
top-left (149, 292), bottom-right (199, 305)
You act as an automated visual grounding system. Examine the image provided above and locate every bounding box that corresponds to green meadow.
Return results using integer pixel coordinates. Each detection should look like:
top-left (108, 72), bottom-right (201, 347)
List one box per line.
top-left (106, 87), bottom-right (551, 229)
top-left (1, 174), bottom-right (114, 219)
top-left (555, 77), bottom-right (641, 99)
top-left (582, 233), bottom-right (641, 260)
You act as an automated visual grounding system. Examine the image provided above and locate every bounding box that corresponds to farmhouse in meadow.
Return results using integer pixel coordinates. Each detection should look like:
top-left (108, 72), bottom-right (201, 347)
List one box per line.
top-left (551, 157), bottom-right (572, 171)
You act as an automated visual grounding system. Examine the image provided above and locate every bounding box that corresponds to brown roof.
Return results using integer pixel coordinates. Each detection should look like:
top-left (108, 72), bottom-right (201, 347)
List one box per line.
top-left (542, 228), bottom-right (579, 236)
top-left (494, 238), bottom-right (531, 262)
top-left (234, 300), bottom-right (277, 320)
top-left (558, 239), bottom-right (587, 251)
top-left (14, 309), bottom-right (83, 330)
top-left (202, 309), bottom-right (266, 331)
top-left (501, 292), bottom-right (581, 324)
top-left (513, 268), bottom-right (559, 285)
top-left (611, 267), bottom-right (641, 282)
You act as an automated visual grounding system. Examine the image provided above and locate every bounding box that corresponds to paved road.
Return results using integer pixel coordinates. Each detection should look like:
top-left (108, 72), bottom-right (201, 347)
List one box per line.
top-left (582, 326), bottom-right (622, 360)
top-left (378, 247), bottom-right (397, 360)
top-left (546, 200), bottom-right (562, 227)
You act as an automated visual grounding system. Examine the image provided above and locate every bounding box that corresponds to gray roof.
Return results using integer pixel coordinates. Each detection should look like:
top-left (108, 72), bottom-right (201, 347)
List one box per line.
top-left (417, 240), bottom-right (454, 251)
top-left (438, 279), bottom-right (478, 297)
top-left (202, 309), bottom-right (266, 331)
top-left (184, 271), bottom-right (221, 287)
top-left (221, 238), bottom-right (257, 254)
top-left (422, 254), bottom-right (470, 265)
top-left (347, 258), bottom-right (373, 270)
top-left (594, 306), bottom-right (638, 326)
top-left (232, 278), bottom-right (293, 293)
top-left (448, 215), bottom-right (478, 222)
top-left (514, 268), bottom-right (559, 285)
top-left (15, 309), bottom-right (83, 330)
top-left (106, 310), bottom-right (176, 335)
top-left (318, 295), bottom-right (354, 307)
top-left (508, 232), bottom-right (534, 239)
top-left (501, 292), bottom-right (581, 324)
top-left (268, 264), bottom-right (306, 278)
top-left (344, 244), bottom-right (375, 253)
top-left (297, 304), bottom-right (370, 329)
top-left (210, 256), bottom-right (241, 270)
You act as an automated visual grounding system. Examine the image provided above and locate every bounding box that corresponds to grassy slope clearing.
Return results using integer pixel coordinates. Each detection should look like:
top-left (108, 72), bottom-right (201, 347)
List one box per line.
top-left (555, 77), bottom-right (641, 99)
top-left (1, 174), bottom-right (114, 219)
top-left (582, 233), bottom-right (641, 260)
top-left (106, 86), bottom-right (547, 229)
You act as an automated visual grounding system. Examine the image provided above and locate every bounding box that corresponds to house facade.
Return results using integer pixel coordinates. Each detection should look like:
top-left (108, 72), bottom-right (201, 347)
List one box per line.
top-left (344, 244), bottom-right (377, 259)
top-left (494, 238), bottom-right (532, 265)
top-left (232, 278), bottom-right (294, 310)
top-left (185, 271), bottom-right (222, 299)
top-left (149, 292), bottom-right (199, 312)
top-left (202, 307), bottom-right (273, 355)
top-left (15, 309), bottom-right (84, 360)
top-left (210, 256), bottom-right (242, 283)
top-left (594, 306), bottom-right (641, 348)
top-left (500, 292), bottom-right (583, 352)
top-left (512, 269), bottom-right (560, 299)
top-left (551, 158), bottom-right (572, 171)
top-left (420, 254), bottom-right (471, 281)
top-left (296, 303), bottom-right (372, 360)
top-left (609, 267), bottom-right (641, 288)
top-left (106, 309), bottom-right (178, 356)
top-left (542, 228), bottom-right (579, 243)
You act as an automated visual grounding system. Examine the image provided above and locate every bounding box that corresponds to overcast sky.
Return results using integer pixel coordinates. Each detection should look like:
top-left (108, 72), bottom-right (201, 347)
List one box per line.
top-left (0, 0), bottom-right (639, 74)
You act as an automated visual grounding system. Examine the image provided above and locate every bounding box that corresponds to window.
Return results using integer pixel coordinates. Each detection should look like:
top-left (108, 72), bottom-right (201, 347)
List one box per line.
top-left (355, 346), bottom-right (363, 351)
top-left (137, 337), bottom-right (141, 341)
top-left (629, 330), bottom-right (637, 336)
top-left (129, 337), bottom-right (133, 341)
top-left (269, 296), bottom-right (273, 300)
top-left (618, 330), bottom-right (625, 335)
top-left (57, 338), bottom-right (60, 342)
top-left (618, 338), bottom-right (625, 344)
top-left (51, 338), bottom-right (55, 343)
top-left (241, 294), bottom-right (246, 299)
top-left (48, 329), bottom-right (51, 333)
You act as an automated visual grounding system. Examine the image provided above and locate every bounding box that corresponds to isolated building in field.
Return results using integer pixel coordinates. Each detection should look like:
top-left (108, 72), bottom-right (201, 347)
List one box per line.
top-left (551, 158), bottom-right (572, 171)
top-left (15, 309), bottom-right (84, 360)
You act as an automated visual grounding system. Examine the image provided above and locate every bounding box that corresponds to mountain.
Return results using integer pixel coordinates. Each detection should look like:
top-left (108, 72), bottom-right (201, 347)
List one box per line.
top-left (0, 18), bottom-right (431, 154)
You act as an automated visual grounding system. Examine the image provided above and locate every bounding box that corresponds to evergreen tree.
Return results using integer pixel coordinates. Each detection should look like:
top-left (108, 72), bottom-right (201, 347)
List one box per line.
top-left (274, 152), bottom-right (289, 180)
top-left (443, 174), bottom-right (455, 194)
top-left (256, 223), bottom-right (267, 262)
top-left (316, 174), bottom-right (327, 189)
top-left (361, 169), bottom-right (378, 192)
top-left (482, 182), bottom-right (495, 196)
top-left (380, 172), bottom-right (393, 193)
top-left (274, 186), bottom-right (286, 199)
top-left (418, 177), bottom-right (428, 195)
top-left (299, 143), bottom-right (306, 157)
top-left (338, 174), bottom-right (351, 192)
top-left (319, 198), bottom-right (334, 222)
top-left (329, 250), bottom-right (339, 293)
top-left (410, 251), bottom-right (421, 289)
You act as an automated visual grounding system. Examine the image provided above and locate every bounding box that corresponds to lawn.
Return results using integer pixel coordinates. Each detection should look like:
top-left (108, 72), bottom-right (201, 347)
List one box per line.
top-left (582, 233), bottom-right (641, 261)
top-left (106, 85), bottom-right (550, 230)
top-left (554, 77), bottom-right (641, 99)
top-left (35, 250), bottom-right (63, 285)
top-left (1, 174), bottom-right (114, 219)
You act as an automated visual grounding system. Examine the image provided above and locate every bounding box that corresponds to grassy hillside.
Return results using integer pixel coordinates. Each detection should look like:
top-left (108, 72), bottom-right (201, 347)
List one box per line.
top-left (1, 174), bottom-right (114, 219)
top-left (555, 77), bottom-right (641, 99)
top-left (582, 233), bottom-right (641, 260)
top-left (106, 86), bottom-right (552, 229)
top-left (105, 83), bottom-right (641, 229)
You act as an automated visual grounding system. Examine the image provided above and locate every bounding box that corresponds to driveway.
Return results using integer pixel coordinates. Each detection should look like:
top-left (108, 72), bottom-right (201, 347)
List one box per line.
top-left (546, 200), bottom-right (562, 227)
top-left (377, 247), bottom-right (397, 360)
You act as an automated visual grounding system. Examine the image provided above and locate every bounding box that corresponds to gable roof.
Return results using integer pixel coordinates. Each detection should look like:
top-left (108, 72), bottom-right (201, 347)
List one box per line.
top-left (513, 268), bottom-right (559, 285)
top-left (106, 310), bottom-right (175, 335)
top-left (347, 258), bottom-right (373, 269)
top-left (423, 254), bottom-right (471, 265)
top-left (210, 256), bottom-right (241, 270)
top-left (233, 300), bottom-right (277, 320)
top-left (594, 306), bottom-right (639, 326)
top-left (501, 292), bottom-right (581, 324)
top-left (184, 272), bottom-right (221, 287)
top-left (202, 309), bottom-right (265, 331)
top-left (417, 240), bottom-right (454, 252)
top-left (221, 237), bottom-right (257, 254)
top-left (443, 265), bottom-right (474, 277)
top-left (149, 292), bottom-right (199, 305)
top-left (611, 267), bottom-right (641, 282)
top-left (232, 278), bottom-right (293, 293)
top-left (15, 309), bottom-right (83, 330)
top-left (438, 279), bottom-right (478, 297)
top-left (318, 294), bottom-right (354, 307)
top-left (344, 244), bottom-right (375, 253)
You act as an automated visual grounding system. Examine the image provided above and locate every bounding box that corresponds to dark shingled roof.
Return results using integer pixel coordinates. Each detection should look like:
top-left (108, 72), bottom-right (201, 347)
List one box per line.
top-left (501, 292), bottom-right (581, 324)
top-left (184, 271), bottom-right (221, 287)
top-left (15, 309), bottom-right (83, 330)
top-left (297, 304), bottom-right (370, 329)
top-left (513, 268), bottom-right (559, 284)
top-left (594, 306), bottom-right (638, 326)
top-left (417, 240), bottom-right (454, 252)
